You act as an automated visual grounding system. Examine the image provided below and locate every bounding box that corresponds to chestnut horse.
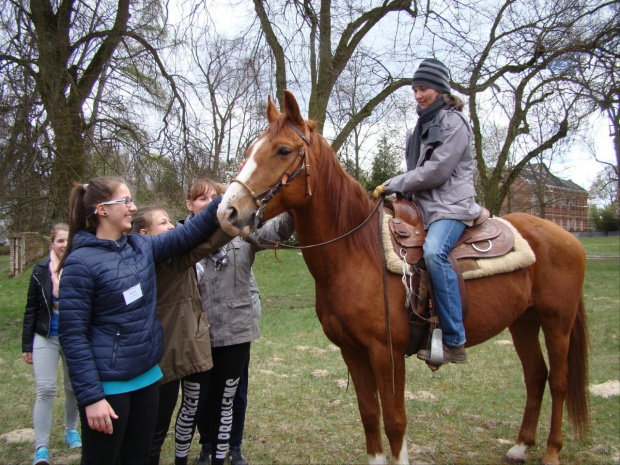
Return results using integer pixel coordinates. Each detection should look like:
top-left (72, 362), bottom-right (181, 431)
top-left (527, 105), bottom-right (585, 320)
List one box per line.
top-left (217, 91), bottom-right (589, 465)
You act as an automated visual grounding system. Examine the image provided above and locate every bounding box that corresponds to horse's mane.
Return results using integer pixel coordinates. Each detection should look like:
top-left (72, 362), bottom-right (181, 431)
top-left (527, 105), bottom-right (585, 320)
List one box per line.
top-left (269, 114), bottom-right (381, 260)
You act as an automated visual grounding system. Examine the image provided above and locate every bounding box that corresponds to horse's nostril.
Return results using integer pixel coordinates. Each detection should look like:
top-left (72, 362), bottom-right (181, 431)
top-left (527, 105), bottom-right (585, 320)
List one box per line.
top-left (227, 206), bottom-right (239, 224)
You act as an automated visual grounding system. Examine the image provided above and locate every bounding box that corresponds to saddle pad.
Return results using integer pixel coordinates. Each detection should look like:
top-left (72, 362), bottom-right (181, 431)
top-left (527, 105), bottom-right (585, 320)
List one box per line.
top-left (382, 212), bottom-right (536, 280)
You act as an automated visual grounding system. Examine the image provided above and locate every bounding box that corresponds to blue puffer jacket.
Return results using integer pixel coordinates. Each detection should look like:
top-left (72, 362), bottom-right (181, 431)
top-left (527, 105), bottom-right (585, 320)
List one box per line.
top-left (59, 197), bottom-right (221, 407)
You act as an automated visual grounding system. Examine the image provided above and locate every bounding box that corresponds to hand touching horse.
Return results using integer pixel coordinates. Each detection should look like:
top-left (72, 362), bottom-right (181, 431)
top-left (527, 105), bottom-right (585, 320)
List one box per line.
top-left (217, 90), bottom-right (589, 465)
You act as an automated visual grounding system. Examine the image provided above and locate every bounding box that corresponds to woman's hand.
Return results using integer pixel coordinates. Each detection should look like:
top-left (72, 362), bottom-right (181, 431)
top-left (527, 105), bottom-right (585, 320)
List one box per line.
top-left (372, 184), bottom-right (386, 199)
top-left (22, 352), bottom-right (32, 364)
top-left (85, 399), bottom-right (119, 434)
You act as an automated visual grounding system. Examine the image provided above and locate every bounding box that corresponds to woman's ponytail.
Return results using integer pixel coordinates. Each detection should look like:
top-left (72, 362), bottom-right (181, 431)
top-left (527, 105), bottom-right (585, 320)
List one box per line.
top-left (59, 176), bottom-right (125, 270)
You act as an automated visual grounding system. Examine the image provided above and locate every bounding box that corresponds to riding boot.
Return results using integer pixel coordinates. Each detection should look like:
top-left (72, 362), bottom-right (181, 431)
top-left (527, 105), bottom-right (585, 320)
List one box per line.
top-left (417, 343), bottom-right (467, 364)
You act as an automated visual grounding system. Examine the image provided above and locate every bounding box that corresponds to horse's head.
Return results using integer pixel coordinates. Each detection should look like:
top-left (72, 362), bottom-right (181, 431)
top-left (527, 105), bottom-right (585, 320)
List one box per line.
top-left (218, 90), bottom-right (315, 236)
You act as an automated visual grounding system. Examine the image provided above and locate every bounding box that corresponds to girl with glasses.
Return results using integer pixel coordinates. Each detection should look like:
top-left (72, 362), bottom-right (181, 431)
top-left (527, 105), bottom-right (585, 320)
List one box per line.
top-left (57, 176), bottom-right (221, 465)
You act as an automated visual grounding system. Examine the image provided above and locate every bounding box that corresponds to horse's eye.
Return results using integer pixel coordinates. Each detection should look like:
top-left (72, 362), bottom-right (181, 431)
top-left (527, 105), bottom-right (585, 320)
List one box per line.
top-left (276, 146), bottom-right (292, 157)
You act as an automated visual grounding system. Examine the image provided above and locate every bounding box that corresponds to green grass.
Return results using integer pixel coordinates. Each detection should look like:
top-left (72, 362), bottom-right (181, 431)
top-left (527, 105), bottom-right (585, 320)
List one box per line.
top-left (0, 239), bottom-right (618, 464)
top-left (580, 236), bottom-right (620, 256)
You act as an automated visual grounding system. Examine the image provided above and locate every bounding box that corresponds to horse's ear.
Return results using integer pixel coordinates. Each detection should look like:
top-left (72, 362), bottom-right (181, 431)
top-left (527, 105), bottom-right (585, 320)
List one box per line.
top-left (283, 90), bottom-right (304, 126)
top-left (267, 95), bottom-right (280, 123)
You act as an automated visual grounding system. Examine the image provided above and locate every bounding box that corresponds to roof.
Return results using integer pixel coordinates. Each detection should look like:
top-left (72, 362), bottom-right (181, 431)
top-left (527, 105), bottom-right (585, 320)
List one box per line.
top-left (518, 163), bottom-right (587, 193)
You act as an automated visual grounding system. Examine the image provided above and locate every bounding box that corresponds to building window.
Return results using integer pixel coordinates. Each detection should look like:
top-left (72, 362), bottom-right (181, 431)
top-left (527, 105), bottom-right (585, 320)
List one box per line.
top-left (559, 218), bottom-right (563, 228)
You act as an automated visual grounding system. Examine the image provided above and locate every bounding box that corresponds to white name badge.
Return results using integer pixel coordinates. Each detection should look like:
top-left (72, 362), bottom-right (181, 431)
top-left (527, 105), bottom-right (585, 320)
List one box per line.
top-left (123, 284), bottom-right (143, 306)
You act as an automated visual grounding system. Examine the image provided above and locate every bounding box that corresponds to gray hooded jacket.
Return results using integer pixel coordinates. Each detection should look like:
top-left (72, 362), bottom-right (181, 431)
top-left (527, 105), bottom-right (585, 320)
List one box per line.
top-left (197, 213), bottom-right (295, 347)
top-left (384, 108), bottom-right (481, 228)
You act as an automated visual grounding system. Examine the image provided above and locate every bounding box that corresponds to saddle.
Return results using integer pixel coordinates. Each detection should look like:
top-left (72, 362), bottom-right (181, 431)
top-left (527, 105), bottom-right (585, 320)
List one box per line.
top-left (387, 200), bottom-right (514, 266)
top-left (384, 198), bottom-right (516, 358)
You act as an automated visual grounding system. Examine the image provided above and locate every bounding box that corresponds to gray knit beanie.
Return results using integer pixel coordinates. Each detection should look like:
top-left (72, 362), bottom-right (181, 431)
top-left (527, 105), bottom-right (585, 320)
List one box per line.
top-left (411, 58), bottom-right (451, 94)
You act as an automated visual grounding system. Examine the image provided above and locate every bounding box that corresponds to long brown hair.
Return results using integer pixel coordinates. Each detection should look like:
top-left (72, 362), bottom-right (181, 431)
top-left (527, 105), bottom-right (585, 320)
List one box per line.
top-left (59, 176), bottom-right (125, 270)
top-left (187, 178), bottom-right (226, 201)
top-left (442, 93), bottom-right (465, 111)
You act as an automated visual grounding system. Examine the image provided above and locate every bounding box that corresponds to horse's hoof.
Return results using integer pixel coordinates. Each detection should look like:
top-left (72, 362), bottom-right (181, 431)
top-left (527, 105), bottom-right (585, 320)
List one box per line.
top-left (540, 451), bottom-right (561, 465)
top-left (502, 455), bottom-right (525, 464)
top-left (502, 443), bottom-right (529, 464)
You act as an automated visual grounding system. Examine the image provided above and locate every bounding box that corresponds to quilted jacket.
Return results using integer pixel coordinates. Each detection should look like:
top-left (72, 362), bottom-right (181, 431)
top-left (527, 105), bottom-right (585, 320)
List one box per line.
top-left (58, 197), bottom-right (221, 407)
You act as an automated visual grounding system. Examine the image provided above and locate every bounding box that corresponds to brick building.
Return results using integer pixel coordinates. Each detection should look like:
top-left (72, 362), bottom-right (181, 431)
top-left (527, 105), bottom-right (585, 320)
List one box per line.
top-left (501, 163), bottom-right (589, 233)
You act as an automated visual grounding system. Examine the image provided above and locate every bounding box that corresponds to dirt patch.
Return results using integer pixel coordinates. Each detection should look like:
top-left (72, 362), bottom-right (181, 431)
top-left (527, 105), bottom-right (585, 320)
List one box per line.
top-left (1, 428), bottom-right (34, 444)
top-left (589, 380), bottom-right (620, 398)
top-left (404, 390), bottom-right (437, 402)
top-left (258, 369), bottom-right (288, 378)
top-left (334, 379), bottom-right (348, 389)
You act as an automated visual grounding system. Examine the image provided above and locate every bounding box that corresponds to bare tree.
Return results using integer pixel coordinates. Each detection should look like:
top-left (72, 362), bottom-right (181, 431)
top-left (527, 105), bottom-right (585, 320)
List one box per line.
top-left (572, 10), bottom-right (620, 213)
top-left (433, 0), bottom-right (619, 214)
top-left (328, 49), bottom-right (399, 180)
top-left (184, 29), bottom-right (270, 180)
top-left (253, 0), bottom-right (418, 143)
top-left (0, 0), bottom-right (185, 220)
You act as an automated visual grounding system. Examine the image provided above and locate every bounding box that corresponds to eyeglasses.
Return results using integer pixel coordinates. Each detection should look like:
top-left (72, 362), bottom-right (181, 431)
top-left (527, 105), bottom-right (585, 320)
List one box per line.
top-left (101, 197), bottom-right (134, 207)
top-left (94, 197), bottom-right (135, 214)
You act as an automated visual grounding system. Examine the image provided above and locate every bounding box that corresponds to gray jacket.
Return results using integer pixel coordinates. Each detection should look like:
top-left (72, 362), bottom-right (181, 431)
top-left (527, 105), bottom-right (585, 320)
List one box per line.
top-left (384, 108), bottom-right (481, 228)
top-left (197, 213), bottom-right (295, 347)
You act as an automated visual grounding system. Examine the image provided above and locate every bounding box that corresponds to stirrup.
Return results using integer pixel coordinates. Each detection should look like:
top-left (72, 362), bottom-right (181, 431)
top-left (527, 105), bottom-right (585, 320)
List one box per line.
top-left (429, 328), bottom-right (444, 366)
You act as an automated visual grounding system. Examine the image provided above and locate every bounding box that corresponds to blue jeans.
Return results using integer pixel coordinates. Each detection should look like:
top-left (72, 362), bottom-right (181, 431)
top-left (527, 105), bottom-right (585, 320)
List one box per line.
top-left (423, 219), bottom-right (467, 347)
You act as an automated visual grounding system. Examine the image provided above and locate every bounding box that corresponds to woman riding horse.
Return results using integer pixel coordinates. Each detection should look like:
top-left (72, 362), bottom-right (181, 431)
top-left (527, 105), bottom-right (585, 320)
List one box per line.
top-left (374, 58), bottom-right (481, 364)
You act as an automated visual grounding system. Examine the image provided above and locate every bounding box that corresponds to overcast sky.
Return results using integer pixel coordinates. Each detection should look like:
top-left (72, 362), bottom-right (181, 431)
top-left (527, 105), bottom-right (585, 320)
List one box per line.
top-left (171, 0), bottom-right (616, 191)
top-left (557, 113), bottom-right (616, 189)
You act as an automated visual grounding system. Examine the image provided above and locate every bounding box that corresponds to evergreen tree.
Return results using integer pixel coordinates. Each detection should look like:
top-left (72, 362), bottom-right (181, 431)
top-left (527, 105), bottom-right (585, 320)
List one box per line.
top-left (367, 134), bottom-right (404, 192)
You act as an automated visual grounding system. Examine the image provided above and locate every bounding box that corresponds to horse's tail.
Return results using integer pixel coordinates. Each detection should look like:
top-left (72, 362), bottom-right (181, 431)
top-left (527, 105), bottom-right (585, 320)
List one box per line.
top-left (566, 295), bottom-right (590, 439)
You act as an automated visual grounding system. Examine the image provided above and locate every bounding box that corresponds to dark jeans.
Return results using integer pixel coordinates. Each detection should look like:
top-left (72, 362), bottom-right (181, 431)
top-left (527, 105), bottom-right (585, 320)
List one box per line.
top-left (197, 343), bottom-right (251, 465)
top-left (149, 370), bottom-right (211, 464)
top-left (79, 383), bottom-right (159, 465)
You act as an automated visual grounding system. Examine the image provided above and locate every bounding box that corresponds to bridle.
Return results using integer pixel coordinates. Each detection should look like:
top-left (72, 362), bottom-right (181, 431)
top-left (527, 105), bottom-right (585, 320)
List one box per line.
top-left (230, 124), bottom-right (312, 230)
top-left (232, 123), bottom-right (395, 389)
top-left (230, 122), bottom-right (383, 251)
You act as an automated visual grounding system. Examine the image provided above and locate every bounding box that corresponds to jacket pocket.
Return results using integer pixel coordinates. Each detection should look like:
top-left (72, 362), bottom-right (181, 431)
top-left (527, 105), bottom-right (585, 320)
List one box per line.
top-left (111, 329), bottom-right (121, 369)
top-left (227, 296), bottom-right (252, 309)
top-left (440, 184), bottom-right (476, 205)
top-left (226, 296), bottom-right (254, 335)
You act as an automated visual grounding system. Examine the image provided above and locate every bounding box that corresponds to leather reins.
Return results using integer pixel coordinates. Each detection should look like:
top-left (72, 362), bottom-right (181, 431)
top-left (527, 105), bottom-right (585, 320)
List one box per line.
top-left (232, 123), bottom-right (395, 395)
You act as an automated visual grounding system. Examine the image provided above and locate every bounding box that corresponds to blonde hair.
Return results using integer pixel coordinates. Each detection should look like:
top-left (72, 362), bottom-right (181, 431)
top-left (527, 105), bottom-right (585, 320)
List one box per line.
top-left (50, 223), bottom-right (69, 243)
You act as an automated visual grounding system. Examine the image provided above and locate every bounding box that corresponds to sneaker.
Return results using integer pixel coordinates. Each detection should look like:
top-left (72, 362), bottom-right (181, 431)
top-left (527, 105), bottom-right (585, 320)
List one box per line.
top-left (417, 343), bottom-right (467, 364)
top-left (228, 448), bottom-right (249, 465)
top-left (196, 449), bottom-right (211, 465)
top-left (33, 447), bottom-right (49, 465)
top-left (64, 428), bottom-right (82, 449)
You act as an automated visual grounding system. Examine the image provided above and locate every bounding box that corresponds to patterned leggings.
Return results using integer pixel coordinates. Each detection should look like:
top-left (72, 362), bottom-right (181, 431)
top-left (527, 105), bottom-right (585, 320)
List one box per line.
top-left (149, 370), bottom-right (211, 465)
